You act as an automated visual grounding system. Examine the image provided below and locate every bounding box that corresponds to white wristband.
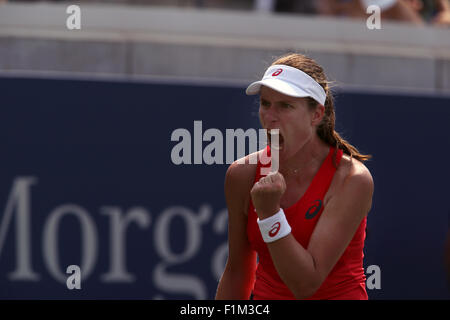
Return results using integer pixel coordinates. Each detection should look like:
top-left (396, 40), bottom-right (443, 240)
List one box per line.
top-left (257, 208), bottom-right (291, 243)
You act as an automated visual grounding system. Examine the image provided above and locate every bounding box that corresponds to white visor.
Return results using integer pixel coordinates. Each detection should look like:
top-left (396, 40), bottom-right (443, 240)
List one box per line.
top-left (246, 64), bottom-right (326, 106)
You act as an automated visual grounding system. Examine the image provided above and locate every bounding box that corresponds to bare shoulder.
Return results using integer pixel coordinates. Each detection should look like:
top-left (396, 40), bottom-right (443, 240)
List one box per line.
top-left (325, 153), bottom-right (374, 206)
top-left (225, 150), bottom-right (264, 216)
top-left (225, 152), bottom-right (260, 186)
top-left (337, 154), bottom-right (373, 191)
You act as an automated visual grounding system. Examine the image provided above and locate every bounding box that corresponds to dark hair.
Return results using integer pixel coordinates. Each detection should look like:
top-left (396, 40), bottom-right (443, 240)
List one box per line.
top-left (271, 53), bottom-right (372, 165)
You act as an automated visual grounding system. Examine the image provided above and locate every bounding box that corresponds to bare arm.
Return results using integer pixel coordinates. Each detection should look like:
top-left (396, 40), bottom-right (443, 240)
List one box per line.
top-left (251, 163), bottom-right (374, 299)
top-left (432, 0), bottom-right (450, 26)
top-left (382, 0), bottom-right (425, 25)
top-left (215, 159), bottom-right (258, 300)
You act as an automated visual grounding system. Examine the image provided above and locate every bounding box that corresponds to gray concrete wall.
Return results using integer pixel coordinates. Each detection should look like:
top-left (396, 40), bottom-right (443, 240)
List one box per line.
top-left (1, 2), bottom-right (449, 95)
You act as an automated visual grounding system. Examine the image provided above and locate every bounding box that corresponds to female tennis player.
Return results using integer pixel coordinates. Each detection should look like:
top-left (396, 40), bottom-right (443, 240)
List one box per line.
top-left (215, 53), bottom-right (374, 300)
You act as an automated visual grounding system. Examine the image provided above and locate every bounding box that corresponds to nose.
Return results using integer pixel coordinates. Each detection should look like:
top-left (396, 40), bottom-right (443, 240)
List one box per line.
top-left (260, 106), bottom-right (278, 126)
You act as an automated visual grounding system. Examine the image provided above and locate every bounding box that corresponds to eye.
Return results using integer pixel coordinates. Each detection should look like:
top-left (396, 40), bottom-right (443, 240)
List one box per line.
top-left (281, 102), bottom-right (292, 109)
top-left (260, 99), bottom-right (270, 108)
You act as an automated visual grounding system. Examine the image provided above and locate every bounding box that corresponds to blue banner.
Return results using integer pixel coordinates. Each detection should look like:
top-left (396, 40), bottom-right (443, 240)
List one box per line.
top-left (0, 77), bottom-right (449, 299)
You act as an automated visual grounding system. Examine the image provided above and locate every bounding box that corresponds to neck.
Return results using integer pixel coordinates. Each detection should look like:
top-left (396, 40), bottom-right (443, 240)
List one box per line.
top-left (278, 134), bottom-right (330, 178)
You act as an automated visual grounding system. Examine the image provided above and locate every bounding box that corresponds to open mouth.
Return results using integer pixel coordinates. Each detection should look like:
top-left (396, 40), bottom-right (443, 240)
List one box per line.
top-left (267, 130), bottom-right (284, 150)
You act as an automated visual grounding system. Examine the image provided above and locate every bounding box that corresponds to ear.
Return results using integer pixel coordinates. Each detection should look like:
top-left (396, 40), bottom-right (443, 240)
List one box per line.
top-left (311, 103), bottom-right (325, 126)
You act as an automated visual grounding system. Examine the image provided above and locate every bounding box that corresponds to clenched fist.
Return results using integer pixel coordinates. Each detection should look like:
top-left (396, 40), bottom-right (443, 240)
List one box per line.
top-left (251, 171), bottom-right (287, 220)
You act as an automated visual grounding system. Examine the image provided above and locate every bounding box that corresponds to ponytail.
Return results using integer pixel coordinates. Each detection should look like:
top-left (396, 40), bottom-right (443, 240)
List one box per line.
top-left (271, 53), bottom-right (372, 166)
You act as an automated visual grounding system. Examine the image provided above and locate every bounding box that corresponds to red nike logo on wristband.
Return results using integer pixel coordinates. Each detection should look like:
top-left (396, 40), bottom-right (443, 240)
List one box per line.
top-left (268, 222), bottom-right (281, 237)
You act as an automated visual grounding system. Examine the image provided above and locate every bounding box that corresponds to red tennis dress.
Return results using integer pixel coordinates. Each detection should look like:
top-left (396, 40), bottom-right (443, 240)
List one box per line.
top-left (247, 145), bottom-right (368, 300)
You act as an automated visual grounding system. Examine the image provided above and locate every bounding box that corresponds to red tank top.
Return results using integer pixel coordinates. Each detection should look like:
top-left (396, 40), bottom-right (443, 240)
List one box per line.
top-left (247, 145), bottom-right (367, 300)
